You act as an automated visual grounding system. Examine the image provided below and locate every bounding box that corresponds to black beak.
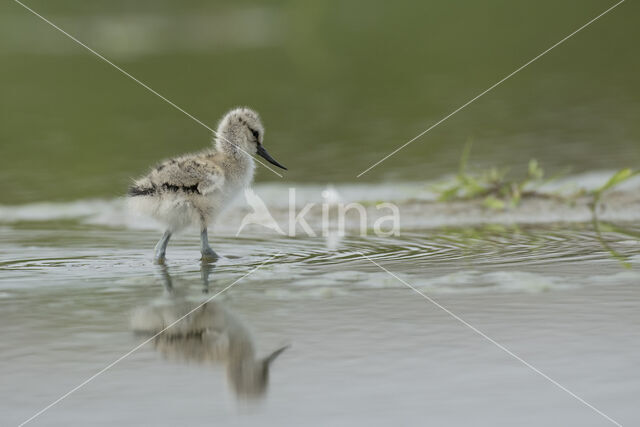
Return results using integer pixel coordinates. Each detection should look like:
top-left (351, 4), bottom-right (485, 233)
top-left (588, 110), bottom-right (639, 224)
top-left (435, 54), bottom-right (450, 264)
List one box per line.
top-left (256, 144), bottom-right (287, 170)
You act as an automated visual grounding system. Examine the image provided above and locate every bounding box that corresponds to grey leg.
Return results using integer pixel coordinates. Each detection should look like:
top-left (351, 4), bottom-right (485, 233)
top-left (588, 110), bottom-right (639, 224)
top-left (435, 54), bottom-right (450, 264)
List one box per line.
top-left (154, 230), bottom-right (172, 264)
top-left (200, 227), bottom-right (219, 261)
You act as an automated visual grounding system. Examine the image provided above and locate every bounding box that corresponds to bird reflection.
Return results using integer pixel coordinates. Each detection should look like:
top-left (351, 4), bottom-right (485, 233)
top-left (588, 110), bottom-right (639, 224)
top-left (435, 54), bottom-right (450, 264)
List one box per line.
top-left (131, 262), bottom-right (287, 399)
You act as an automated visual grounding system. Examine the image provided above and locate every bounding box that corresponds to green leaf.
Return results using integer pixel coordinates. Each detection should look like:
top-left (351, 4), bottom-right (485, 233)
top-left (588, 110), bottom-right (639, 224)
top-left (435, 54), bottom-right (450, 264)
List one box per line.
top-left (488, 167), bottom-right (500, 182)
top-left (528, 159), bottom-right (544, 180)
top-left (459, 140), bottom-right (473, 176)
top-left (595, 168), bottom-right (637, 195)
top-left (510, 187), bottom-right (522, 207)
top-left (483, 196), bottom-right (505, 210)
top-left (438, 185), bottom-right (461, 201)
top-left (462, 176), bottom-right (487, 198)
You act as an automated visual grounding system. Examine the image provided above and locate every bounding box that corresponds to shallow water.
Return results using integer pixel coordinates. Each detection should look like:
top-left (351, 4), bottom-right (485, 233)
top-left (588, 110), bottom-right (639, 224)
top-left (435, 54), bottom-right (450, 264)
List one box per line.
top-left (2, 176), bottom-right (640, 426)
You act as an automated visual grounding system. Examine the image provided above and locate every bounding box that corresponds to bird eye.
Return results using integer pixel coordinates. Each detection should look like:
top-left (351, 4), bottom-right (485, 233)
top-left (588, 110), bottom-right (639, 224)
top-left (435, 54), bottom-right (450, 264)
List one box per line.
top-left (250, 129), bottom-right (260, 139)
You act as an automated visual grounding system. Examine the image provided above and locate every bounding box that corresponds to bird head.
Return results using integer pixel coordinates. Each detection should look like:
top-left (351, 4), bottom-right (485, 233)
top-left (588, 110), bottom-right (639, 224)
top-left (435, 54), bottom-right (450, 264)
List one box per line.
top-left (215, 107), bottom-right (287, 170)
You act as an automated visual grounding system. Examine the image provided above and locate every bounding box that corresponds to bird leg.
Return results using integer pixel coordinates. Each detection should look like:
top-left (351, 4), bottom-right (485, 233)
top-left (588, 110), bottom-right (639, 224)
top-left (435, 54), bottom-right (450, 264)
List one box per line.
top-left (200, 227), bottom-right (219, 261)
top-left (153, 230), bottom-right (172, 264)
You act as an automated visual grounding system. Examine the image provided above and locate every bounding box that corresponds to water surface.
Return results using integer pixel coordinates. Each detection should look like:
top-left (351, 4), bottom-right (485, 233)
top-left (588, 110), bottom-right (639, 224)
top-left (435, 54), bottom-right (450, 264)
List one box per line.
top-left (1, 1), bottom-right (640, 425)
top-left (2, 178), bottom-right (640, 426)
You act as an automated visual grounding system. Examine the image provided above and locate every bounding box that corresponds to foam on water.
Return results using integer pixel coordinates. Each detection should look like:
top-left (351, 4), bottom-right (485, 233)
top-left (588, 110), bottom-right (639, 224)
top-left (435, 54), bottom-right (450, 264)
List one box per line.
top-left (1, 172), bottom-right (639, 234)
top-left (1, 171), bottom-right (639, 296)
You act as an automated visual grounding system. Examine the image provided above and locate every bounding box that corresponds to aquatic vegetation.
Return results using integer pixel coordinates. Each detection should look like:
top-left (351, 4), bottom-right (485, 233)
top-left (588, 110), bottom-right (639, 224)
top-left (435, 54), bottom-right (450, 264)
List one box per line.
top-left (432, 141), bottom-right (558, 209)
top-left (434, 142), bottom-right (638, 211)
top-left (431, 143), bottom-right (639, 268)
top-left (591, 215), bottom-right (633, 269)
top-left (589, 178), bottom-right (640, 269)
top-left (590, 167), bottom-right (640, 210)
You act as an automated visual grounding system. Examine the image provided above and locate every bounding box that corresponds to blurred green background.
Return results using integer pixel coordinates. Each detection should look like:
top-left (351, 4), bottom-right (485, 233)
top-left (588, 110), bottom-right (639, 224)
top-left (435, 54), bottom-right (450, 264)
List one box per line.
top-left (1, 0), bottom-right (638, 204)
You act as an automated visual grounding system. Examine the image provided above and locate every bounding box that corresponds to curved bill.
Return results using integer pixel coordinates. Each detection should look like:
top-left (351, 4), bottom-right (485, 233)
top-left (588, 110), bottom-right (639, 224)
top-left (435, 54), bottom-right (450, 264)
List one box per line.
top-left (257, 145), bottom-right (287, 170)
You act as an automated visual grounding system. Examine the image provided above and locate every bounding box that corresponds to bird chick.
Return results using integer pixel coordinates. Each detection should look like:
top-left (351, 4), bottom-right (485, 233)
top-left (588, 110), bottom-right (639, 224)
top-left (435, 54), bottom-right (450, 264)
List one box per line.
top-left (128, 107), bottom-right (287, 263)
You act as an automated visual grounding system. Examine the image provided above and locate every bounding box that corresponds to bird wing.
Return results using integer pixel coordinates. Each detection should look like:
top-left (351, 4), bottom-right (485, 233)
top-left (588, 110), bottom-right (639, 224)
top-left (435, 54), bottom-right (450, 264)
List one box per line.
top-left (145, 154), bottom-right (225, 196)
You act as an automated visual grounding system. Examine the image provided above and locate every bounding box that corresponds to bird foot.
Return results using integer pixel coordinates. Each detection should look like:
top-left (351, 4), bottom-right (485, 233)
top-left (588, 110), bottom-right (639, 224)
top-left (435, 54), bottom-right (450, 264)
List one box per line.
top-left (201, 247), bottom-right (219, 262)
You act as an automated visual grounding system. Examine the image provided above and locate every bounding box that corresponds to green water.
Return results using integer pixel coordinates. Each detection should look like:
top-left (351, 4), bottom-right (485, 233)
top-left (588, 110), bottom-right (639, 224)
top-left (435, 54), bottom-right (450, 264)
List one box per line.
top-left (2, 0), bottom-right (640, 203)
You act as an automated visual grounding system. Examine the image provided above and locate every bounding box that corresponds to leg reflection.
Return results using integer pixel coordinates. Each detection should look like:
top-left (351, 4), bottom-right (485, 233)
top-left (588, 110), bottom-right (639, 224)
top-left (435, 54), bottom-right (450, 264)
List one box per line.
top-left (200, 260), bottom-right (214, 294)
top-left (155, 263), bottom-right (173, 293)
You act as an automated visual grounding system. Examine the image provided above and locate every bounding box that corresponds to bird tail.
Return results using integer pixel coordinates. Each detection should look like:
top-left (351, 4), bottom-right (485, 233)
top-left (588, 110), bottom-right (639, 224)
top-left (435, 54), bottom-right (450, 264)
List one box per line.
top-left (128, 184), bottom-right (156, 197)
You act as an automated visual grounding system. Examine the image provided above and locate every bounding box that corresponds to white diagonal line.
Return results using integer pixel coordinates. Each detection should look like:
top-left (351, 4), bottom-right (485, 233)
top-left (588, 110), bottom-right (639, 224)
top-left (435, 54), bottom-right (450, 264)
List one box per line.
top-left (18, 252), bottom-right (281, 427)
top-left (357, 252), bottom-right (622, 427)
top-left (12, 0), bottom-right (283, 178)
top-left (357, 0), bottom-right (625, 177)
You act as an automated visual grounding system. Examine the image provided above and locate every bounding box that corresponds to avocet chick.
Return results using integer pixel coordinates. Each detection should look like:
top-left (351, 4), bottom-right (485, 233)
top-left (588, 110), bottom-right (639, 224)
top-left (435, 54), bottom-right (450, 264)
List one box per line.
top-left (128, 107), bottom-right (287, 263)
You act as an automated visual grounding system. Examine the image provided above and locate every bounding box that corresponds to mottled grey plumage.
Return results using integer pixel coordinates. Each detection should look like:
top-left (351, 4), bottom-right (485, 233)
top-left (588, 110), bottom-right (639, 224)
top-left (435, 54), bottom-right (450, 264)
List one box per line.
top-left (128, 107), bottom-right (286, 263)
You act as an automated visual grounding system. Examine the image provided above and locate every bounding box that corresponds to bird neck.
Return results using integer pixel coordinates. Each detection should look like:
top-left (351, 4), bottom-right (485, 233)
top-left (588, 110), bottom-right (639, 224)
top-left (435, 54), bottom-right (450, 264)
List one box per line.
top-left (214, 135), bottom-right (256, 184)
top-left (223, 148), bottom-right (255, 186)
